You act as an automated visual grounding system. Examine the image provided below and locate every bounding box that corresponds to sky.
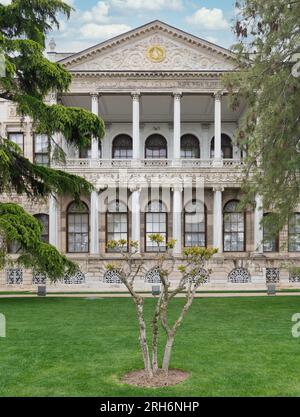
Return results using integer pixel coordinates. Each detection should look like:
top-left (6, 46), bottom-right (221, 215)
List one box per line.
top-left (2, 0), bottom-right (238, 52)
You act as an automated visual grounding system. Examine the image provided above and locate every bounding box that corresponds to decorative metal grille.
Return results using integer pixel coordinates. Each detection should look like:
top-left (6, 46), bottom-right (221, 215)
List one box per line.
top-left (32, 272), bottom-right (47, 285)
top-left (63, 271), bottom-right (85, 284)
top-left (189, 268), bottom-right (210, 284)
top-left (145, 267), bottom-right (161, 283)
top-left (6, 268), bottom-right (23, 284)
top-left (266, 268), bottom-right (280, 283)
top-left (289, 273), bottom-right (300, 283)
top-left (103, 270), bottom-right (122, 284)
top-left (228, 267), bottom-right (251, 283)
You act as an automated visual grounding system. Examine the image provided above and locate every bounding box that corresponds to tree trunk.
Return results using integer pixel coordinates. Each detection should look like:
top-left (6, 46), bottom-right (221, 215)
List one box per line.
top-left (151, 294), bottom-right (163, 374)
top-left (162, 334), bottom-right (175, 373)
top-left (135, 300), bottom-right (153, 379)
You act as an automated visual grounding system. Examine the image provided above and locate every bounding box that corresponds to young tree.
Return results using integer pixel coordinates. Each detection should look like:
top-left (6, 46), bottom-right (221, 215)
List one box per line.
top-left (106, 235), bottom-right (217, 380)
top-left (0, 1), bottom-right (105, 277)
top-left (224, 0), bottom-right (300, 235)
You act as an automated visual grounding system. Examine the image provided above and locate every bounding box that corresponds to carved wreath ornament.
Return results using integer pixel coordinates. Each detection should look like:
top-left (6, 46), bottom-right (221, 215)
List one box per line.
top-left (146, 45), bottom-right (166, 63)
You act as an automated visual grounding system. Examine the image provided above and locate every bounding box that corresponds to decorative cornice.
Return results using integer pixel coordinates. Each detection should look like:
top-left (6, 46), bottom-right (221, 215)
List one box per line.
top-left (71, 71), bottom-right (231, 78)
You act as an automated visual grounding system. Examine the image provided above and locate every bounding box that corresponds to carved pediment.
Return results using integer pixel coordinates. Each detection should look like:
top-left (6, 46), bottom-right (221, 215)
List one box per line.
top-left (60, 21), bottom-right (235, 73)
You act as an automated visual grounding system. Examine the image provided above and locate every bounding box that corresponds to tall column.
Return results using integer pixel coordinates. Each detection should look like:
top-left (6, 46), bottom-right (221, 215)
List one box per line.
top-left (213, 187), bottom-right (224, 253)
top-left (173, 92), bottom-right (182, 161)
top-left (254, 194), bottom-right (264, 253)
top-left (132, 93), bottom-right (140, 161)
top-left (49, 194), bottom-right (59, 249)
top-left (90, 93), bottom-right (99, 159)
top-left (213, 92), bottom-right (223, 167)
top-left (173, 186), bottom-right (183, 254)
top-left (90, 190), bottom-right (99, 254)
top-left (131, 187), bottom-right (141, 252)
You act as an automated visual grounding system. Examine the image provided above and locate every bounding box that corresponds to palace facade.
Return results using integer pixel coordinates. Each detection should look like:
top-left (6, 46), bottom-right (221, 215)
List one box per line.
top-left (1, 21), bottom-right (299, 291)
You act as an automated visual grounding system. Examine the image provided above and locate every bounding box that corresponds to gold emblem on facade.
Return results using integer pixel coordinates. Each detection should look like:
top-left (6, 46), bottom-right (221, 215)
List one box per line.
top-left (146, 45), bottom-right (166, 63)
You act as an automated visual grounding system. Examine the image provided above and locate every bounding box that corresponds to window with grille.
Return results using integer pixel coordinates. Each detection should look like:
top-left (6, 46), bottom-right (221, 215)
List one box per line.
top-left (184, 200), bottom-right (206, 247)
top-left (106, 201), bottom-right (128, 251)
top-left (223, 200), bottom-right (245, 252)
top-left (67, 201), bottom-right (89, 253)
top-left (210, 134), bottom-right (233, 159)
top-left (145, 201), bottom-right (167, 252)
top-left (8, 132), bottom-right (24, 153)
top-left (263, 213), bottom-right (279, 252)
top-left (34, 134), bottom-right (50, 166)
top-left (228, 267), bottom-right (250, 283)
top-left (6, 268), bottom-right (23, 284)
top-left (181, 134), bottom-right (200, 159)
top-left (288, 213), bottom-right (300, 252)
top-left (145, 134), bottom-right (167, 159)
top-left (112, 135), bottom-right (132, 159)
top-left (34, 214), bottom-right (49, 243)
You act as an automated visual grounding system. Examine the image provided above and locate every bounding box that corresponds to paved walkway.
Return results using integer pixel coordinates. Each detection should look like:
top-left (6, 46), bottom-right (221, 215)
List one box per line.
top-left (0, 292), bottom-right (300, 298)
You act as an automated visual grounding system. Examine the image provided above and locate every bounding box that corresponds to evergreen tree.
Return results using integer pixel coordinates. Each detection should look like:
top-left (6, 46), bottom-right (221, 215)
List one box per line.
top-left (224, 0), bottom-right (300, 236)
top-left (0, 0), bottom-right (105, 278)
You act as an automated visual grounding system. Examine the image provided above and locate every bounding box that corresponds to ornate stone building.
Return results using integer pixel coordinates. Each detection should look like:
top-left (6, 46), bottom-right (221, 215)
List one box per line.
top-left (1, 21), bottom-right (299, 291)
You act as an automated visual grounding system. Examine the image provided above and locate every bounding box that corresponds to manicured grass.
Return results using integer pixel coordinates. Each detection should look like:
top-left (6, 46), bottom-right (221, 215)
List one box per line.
top-left (0, 296), bottom-right (300, 396)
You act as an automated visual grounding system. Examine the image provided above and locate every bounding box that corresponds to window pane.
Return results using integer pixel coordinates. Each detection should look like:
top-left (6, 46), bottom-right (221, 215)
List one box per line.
top-left (8, 133), bottom-right (24, 153)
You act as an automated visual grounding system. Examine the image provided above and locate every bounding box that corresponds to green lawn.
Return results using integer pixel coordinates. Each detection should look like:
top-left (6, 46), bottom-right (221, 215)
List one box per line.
top-left (0, 296), bottom-right (300, 397)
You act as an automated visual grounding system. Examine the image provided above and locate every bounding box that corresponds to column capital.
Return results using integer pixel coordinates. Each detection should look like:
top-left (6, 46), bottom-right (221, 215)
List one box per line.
top-left (129, 185), bottom-right (142, 193)
top-left (90, 92), bottom-right (99, 100)
top-left (213, 186), bottom-right (225, 193)
top-left (131, 92), bottom-right (141, 101)
top-left (213, 91), bottom-right (223, 100)
top-left (172, 184), bottom-right (183, 193)
top-left (173, 92), bottom-right (182, 100)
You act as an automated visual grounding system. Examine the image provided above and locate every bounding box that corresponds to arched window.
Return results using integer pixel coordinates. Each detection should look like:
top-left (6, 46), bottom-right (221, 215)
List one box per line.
top-left (145, 134), bottom-right (167, 159)
top-left (181, 134), bottom-right (200, 159)
top-left (34, 214), bottom-right (49, 243)
top-left (263, 213), bottom-right (279, 252)
top-left (288, 213), bottom-right (300, 252)
top-left (184, 201), bottom-right (206, 247)
top-left (210, 134), bottom-right (233, 159)
top-left (145, 201), bottom-right (167, 252)
top-left (79, 140), bottom-right (102, 159)
top-left (112, 135), bottom-right (132, 159)
top-left (223, 200), bottom-right (245, 252)
top-left (67, 201), bottom-right (89, 253)
top-left (106, 200), bottom-right (128, 251)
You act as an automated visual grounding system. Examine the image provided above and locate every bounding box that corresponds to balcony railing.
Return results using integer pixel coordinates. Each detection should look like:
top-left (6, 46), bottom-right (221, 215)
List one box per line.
top-left (52, 158), bottom-right (244, 169)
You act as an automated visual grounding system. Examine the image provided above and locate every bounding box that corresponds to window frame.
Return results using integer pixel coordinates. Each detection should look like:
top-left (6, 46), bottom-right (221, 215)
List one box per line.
top-left (184, 201), bottom-right (207, 248)
top-left (112, 134), bottom-right (133, 159)
top-left (145, 134), bottom-right (168, 159)
top-left (210, 134), bottom-right (233, 159)
top-left (106, 200), bottom-right (129, 252)
top-left (34, 213), bottom-right (49, 243)
top-left (33, 133), bottom-right (50, 166)
top-left (288, 213), bottom-right (300, 252)
top-left (263, 213), bottom-right (279, 253)
top-left (66, 201), bottom-right (90, 254)
top-left (223, 199), bottom-right (246, 253)
top-left (8, 132), bottom-right (24, 154)
top-left (145, 201), bottom-right (168, 253)
top-left (180, 134), bottom-right (200, 159)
